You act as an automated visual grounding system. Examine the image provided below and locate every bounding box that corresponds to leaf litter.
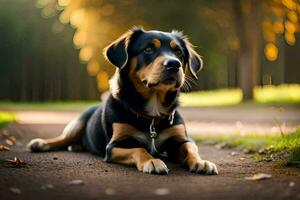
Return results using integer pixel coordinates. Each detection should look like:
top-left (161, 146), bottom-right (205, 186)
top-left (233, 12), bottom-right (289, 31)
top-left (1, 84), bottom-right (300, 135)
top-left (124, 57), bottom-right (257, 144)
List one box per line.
top-left (9, 187), bottom-right (22, 194)
top-left (68, 179), bottom-right (84, 185)
top-left (245, 173), bottom-right (272, 181)
top-left (41, 184), bottom-right (54, 190)
top-left (5, 156), bottom-right (26, 168)
top-left (0, 145), bottom-right (10, 151)
top-left (0, 130), bottom-right (17, 146)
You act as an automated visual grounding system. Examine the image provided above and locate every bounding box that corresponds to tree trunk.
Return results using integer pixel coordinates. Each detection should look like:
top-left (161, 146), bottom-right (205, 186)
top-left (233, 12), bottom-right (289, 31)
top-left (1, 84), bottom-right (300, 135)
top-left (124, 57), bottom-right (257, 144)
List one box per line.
top-left (233, 0), bottom-right (261, 100)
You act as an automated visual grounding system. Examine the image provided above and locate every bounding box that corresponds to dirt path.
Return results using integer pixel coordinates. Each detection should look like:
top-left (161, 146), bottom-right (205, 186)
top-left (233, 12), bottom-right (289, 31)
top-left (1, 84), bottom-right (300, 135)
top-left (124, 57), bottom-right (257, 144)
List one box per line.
top-left (0, 123), bottom-right (300, 200)
top-left (14, 105), bottom-right (300, 135)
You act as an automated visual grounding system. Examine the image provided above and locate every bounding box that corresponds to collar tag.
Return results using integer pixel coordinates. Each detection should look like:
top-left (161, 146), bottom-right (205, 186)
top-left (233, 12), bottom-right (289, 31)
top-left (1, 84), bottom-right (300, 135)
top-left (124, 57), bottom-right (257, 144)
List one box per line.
top-left (149, 119), bottom-right (157, 138)
top-left (149, 119), bottom-right (159, 154)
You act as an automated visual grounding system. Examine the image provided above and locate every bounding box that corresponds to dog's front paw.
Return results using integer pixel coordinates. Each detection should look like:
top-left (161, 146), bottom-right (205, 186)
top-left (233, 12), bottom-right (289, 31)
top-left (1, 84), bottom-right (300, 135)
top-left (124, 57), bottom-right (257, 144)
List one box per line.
top-left (27, 138), bottom-right (50, 152)
top-left (186, 158), bottom-right (218, 175)
top-left (141, 159), bottom-right (169, 175)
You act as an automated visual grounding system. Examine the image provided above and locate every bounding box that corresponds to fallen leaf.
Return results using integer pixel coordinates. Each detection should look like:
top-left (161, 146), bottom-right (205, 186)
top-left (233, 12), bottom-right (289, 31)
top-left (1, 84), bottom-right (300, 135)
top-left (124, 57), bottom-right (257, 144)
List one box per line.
top-left (8, 136), bottom-right (16, 143)
top-left (289, 181), bottom-right (295, 187)
top-left (0, 145), bottom-right (10, 151)
top-left (154, 188), bottom-right (170, 196)
top-left (68, 179), bottom-right (84, 185)
top-left (5, 156), bottom-right (26, 167)
top-left (5, 139), bottom-right (14, 146)
top-left (41, 184), bottom-right (54, 190)
top-left (1, 131), bottom-right (16, 145)
top-left (9, 187), bottom-right (22, 194)
top-left (105, 188), bottom-right (116, 195)
top-left (245, 173), bottom-right (272, 181)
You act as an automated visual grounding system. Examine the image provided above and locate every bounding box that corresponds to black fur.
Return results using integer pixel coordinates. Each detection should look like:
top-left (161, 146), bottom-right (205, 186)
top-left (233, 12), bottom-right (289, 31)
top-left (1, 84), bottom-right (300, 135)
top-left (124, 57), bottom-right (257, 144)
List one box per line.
top-left (81, 28), bottom-right (200, 161)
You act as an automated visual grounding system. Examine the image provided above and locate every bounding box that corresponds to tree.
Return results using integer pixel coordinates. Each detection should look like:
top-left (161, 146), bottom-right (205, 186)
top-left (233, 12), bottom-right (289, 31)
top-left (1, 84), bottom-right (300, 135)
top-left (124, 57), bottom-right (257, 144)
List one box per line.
top-left (233, 0), bottom-right (262, 100)
top-left (232, 0), bottom-right (300, 99)
top-left (32, 0), bottom-right (300, 99)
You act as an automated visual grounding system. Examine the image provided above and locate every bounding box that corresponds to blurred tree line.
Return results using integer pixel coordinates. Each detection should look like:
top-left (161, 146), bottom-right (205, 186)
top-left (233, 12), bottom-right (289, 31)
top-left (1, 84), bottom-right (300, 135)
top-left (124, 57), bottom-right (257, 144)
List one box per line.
top-left (0, 0), bottom-right (99, 101)
top-left (0, 0), bottom-right (299, 101)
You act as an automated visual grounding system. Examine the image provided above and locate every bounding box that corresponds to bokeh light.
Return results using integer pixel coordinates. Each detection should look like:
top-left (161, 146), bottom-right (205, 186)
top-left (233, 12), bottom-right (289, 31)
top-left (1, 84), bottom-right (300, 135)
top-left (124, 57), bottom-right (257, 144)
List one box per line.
top-left (264, 43), bottom-right (278, 61)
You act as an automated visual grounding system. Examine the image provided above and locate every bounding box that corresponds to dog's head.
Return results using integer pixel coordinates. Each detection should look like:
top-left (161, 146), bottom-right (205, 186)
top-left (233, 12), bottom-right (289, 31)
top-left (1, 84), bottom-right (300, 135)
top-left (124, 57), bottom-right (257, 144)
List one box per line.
top-left (104, 27), bottom-right (202, 98)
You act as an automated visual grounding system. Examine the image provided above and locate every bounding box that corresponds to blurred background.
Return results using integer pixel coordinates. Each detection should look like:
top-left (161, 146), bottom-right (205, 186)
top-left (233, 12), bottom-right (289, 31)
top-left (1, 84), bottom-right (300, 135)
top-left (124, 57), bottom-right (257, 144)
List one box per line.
top-left (0, 0), bottom-right (300, 104)
top-left (0, 0), bottom-right (300, 170)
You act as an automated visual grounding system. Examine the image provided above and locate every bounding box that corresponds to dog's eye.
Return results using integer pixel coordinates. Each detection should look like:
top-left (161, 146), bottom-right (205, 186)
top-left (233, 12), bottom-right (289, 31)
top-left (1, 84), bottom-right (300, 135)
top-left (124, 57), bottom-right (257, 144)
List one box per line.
top-left (144, 46), bottom-right (154, 54)
top-left (175, 48), bottom-right (183, 58)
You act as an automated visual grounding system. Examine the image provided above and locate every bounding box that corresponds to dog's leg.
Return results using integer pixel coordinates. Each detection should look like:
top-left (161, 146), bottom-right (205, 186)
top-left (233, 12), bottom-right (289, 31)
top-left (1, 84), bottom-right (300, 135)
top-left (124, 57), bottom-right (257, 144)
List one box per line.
top-left (27, 118), bottom-right (85, 152)
top-left (110, 147), bottom-right (169, 174)
top-left (179, 142), bottom-right (218, 175)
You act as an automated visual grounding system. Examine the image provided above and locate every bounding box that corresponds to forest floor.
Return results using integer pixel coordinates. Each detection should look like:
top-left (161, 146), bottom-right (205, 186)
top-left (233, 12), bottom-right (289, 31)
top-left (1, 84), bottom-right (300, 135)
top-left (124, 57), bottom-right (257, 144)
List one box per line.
top-left (0, 106), bottom-right (300, 200)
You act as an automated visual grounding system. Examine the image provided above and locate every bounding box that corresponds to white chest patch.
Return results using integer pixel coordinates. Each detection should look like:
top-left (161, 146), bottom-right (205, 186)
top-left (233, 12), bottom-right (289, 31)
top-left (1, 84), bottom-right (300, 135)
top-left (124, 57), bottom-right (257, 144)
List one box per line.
top-left (145, 93), bottom-right (167, 116)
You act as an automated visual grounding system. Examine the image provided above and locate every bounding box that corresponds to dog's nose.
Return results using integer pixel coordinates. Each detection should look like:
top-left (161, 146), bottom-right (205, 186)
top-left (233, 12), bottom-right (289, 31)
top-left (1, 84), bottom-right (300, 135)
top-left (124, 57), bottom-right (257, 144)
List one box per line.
top-left (163, 59), bottom-right (181, 72)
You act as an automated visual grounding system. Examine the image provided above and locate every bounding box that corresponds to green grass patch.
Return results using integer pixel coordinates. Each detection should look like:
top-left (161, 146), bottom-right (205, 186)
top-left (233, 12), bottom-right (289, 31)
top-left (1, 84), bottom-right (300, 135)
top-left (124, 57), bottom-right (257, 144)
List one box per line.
top-left (194, 127), bottom-right (300, 164)
top-left (0, 101), bottom-right (99, 111)
top-left (180, 84), bottom-right (300, 107)
top-left (180, 88), bottom-right (243, 106)
top-left (0, 112), bottom-right (17, 127)
top-left (254, 84), bottom-right (300, 104)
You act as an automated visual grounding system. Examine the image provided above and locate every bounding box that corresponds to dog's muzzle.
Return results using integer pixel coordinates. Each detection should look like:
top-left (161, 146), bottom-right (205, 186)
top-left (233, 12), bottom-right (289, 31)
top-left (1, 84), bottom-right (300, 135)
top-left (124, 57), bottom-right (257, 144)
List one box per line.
top-left (162, 58), bottom-right (182, 85)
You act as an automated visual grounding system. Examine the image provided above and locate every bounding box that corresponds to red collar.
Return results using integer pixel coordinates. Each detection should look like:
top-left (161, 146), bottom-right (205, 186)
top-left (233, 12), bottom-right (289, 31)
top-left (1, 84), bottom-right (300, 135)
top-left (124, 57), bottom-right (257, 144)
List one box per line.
top-left (130, 108), bottom-right (175, 123)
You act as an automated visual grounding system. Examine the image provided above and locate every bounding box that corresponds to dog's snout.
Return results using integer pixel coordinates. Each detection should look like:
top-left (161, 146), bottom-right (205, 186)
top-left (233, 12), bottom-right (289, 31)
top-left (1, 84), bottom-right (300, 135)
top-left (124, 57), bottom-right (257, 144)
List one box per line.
top-left (163, 59), bottom-right (181, 72)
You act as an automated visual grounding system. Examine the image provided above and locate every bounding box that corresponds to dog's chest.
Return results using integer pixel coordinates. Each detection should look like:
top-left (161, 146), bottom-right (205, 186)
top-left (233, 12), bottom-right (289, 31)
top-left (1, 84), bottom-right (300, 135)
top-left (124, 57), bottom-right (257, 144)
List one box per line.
top-left (131, 129), bottom-right (167, 155)
top-left (132, 122), bottom-right (171, 155)
top-left (145, 93), bottom-right (168, 116)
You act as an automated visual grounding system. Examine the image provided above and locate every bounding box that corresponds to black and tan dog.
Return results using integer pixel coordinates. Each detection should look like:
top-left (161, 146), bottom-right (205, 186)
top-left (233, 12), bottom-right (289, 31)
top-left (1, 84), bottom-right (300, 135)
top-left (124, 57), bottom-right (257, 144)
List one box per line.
top-left (27, 27), bottom-right (218, 175)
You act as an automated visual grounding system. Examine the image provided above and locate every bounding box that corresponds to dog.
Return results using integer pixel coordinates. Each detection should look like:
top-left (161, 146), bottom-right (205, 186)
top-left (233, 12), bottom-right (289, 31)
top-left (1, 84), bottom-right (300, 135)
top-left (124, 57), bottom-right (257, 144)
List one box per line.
top-left (27, 27), bottom-right (218, 175)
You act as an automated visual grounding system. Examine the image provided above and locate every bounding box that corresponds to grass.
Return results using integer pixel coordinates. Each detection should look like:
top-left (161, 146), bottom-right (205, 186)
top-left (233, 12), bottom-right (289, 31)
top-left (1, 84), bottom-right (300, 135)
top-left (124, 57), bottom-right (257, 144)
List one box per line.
top-left (254, 84), bottom-right (300, 104)
top-left (0, 101), bottom-right (99, 111)
top-left (180, 88), bottom-right (243, 107)
top-left (194, 127), bottom-right (300, 164)
top-left (0, 112), bottom-right (17, 128)
top-left (180, 84), bottom-right (300, 107)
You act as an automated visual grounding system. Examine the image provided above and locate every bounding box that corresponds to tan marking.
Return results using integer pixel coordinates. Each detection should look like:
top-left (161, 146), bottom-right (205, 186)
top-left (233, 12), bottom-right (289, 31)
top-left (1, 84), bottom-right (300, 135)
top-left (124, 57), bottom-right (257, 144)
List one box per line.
top-left (152, 39), bottom-right (161, 48)
top-left (179, 142), bottom-right (202, 166)
top-left (156, 124), bottom-right (186, 147)
top-left (134, 55), bottom-right (183, 116)
top-left (129, 57), bottom-right (137, 76)
top-left (28, 118), bottom-right (85, 151)
top-left (129, 54), bottom-right (185, 116)
top-left (111, 123), bottom-right (139, 141)
top-left (111, 147), bottom-right (153, 171)
top-left (111, 147), bottom-right (169, 174)
top-left (111, 123), bottom-right (149, 145)
top-left (170, 40), bottom-right (178, 49)
top-left (136, 55), bottom-right (165, 84)
top-left (130, 56), bottom-right (166, 100)
top-left (128, 57), bottom-right (153, 99)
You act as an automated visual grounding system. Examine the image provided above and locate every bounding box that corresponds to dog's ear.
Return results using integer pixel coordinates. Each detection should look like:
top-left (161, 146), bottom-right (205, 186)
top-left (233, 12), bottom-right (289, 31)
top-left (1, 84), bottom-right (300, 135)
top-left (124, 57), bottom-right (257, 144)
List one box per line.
top-left (172, 31), bottom-right (203, 79)
top-left (103, 27), bottom-right (143, 69)
top-left (184, 39), bottom-right (203, 79)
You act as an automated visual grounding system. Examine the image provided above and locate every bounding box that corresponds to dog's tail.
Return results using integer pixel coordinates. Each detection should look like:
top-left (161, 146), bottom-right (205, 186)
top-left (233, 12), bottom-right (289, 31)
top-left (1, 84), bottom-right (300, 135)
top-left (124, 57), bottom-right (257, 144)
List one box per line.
top-left (27, 105), bottom-right (98, 152)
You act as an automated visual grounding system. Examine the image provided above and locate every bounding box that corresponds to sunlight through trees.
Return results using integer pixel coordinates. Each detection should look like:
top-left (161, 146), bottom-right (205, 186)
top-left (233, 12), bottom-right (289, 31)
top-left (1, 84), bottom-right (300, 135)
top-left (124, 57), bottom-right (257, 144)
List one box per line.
top-left (36, 0), bottom-right (145, 92)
